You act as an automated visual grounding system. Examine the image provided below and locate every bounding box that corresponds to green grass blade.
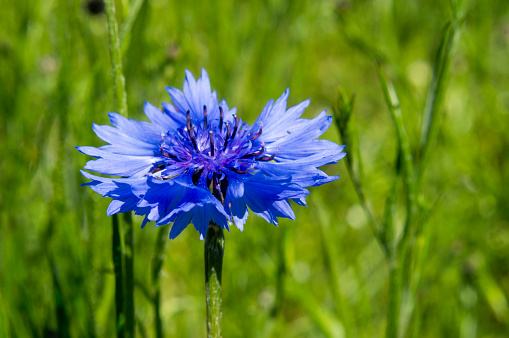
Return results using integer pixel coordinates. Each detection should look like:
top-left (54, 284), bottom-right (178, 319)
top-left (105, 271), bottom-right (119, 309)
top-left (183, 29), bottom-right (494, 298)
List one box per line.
top-left (0, 290), bottom-right (9, 338)
top-left (333, 88), bottom-right (385, 252)
top-left (381, 148), bottom-right (401, 251)
top-left (119, 0), bottom-right (147, 57)
top-left (376, 64), bottom-right (415, 247)
top-left (475, 258), bottom-right (509, 324)
top-left (286, 283), bottom-right (345, 338)
top-left (314, 198), bottom-right (352, 337)
top-left (417, 21), bottom-right (458, 192)
top-left (48, 254), bottom-right (70, 338)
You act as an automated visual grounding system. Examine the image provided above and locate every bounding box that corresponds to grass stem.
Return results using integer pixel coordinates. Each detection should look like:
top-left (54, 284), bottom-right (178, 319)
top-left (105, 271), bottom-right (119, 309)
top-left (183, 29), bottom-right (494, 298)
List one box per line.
top-left (123, 212), bottom-right (134, 337)
top-left (112, 214), bottom-right (125, 338)
top-left (105, 0), bottom-right (128, 117)
top-left (152, 227), bottom-right (169, 338)
top-left (386, 255), bottom-right (402, 338)
top-left (105, 1), bottom-right (134, 336)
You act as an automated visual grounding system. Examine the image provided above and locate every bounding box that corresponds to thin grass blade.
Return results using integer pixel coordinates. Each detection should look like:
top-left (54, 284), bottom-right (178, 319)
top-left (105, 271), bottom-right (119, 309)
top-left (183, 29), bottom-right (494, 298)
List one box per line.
top-left (376, 64), bottom-right (415, 247)
top-left (119, 0), bottom-right (147, 57)
top-left (417, 21), bottom-right (458, 191)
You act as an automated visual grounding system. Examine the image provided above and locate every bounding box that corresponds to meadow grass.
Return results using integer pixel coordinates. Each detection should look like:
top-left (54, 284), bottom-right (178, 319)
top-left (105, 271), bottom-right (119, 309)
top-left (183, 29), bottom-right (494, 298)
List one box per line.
top-left (1, 0), bottom-right (508, 337)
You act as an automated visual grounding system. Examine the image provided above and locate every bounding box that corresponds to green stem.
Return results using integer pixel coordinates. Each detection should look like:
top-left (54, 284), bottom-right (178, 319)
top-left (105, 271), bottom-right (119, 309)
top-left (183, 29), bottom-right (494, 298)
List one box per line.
top-left (105, 0), bottom-right (128, 117)
top-left (154, 288), bottom-right (162, 338)
top-left (105, 1), bottom-right (134, 336)
top-left (112, 214), bottom-right (125, 338)
top-left (123, 212), bottom-right (134, 338)
top-left (205, 223), bottom-right (224, 338)
top-left (386, 255), bottom-right (402, 338)
top-left (272, 227), bottom-right (288, 318)
top-left (152, 227), bottom-right (169, 338)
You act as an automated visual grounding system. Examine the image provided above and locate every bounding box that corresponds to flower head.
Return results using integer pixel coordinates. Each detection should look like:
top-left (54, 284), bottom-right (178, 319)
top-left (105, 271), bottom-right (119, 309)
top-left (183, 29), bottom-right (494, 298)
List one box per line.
top-left (78, 69), bottom-right (346, 239)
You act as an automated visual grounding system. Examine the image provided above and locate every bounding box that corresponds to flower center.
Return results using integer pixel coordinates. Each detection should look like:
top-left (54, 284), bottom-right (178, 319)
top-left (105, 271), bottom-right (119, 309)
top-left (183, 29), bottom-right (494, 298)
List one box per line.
top-left (148, 106), bottom-right (278, 202)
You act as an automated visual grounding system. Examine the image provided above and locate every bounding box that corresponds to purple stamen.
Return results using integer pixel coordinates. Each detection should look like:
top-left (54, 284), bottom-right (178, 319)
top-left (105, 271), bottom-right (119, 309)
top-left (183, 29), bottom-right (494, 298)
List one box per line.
top-left (231, 115), bottom-right (239, 140)
top-left (186, 111), bottom-right (197, 150)
top-left (160, 148), bottom-right (177, 159)
top-left (223, 123), bottom-right (231, 149)
top-left (219, 106), bottom-right (224, 131)
top-left (203, 105), bottom-right (208, 129)
top-left (230, 164), bottom-right (254, 174)
top-left (209, 130), bottom-right (215, 156)
top-left (151, 164), bottom-right (165, 173)
top-left (243, 142), bottom-right (265, 158)
top-left (251, 122), bottom-right (263, 141)
top-left (186, 110), bottom-right (191, 131)
top-left (257, 147), bottom-right (280, 161)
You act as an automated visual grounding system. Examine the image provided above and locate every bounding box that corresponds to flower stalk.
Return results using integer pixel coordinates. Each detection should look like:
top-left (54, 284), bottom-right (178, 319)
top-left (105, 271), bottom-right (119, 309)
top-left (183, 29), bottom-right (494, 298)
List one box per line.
top-left (123, 211), bottom-right (135, 337)
top-left (205, 223), bottom-right (225, 338)
top-left (152, 227), bottom-right (169, 338)
top-left (105, 0), bottom-right (134, 337)
top-left (112, 213), bottom-right (125, 337)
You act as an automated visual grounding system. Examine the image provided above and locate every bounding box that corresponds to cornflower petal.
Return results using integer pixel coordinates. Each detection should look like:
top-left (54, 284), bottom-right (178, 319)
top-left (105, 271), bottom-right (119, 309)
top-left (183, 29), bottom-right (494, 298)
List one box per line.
top-left (78, 69), bottom-right (345, 239)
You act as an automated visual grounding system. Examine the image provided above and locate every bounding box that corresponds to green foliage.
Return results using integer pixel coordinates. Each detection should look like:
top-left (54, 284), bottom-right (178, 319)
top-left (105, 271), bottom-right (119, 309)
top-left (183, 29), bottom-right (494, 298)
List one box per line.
top-left (1, 0), bottom-right (508, 337)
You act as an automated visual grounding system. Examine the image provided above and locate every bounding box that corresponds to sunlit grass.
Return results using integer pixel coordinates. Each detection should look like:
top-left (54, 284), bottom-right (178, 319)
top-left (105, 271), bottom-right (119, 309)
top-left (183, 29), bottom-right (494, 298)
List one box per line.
top-left (1, 0), bottom-right (508, 337)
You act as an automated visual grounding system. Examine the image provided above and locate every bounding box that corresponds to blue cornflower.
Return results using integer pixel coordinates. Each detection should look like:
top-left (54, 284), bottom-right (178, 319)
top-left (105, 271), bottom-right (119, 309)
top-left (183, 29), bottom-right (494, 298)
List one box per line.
top-left (78, 69), bottom-right (346, 239)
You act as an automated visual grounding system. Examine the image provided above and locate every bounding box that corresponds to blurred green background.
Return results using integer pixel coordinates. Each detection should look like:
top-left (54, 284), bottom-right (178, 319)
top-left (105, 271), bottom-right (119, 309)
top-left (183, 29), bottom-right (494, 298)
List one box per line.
top-left (1, 0), bottom-right (508, 337)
